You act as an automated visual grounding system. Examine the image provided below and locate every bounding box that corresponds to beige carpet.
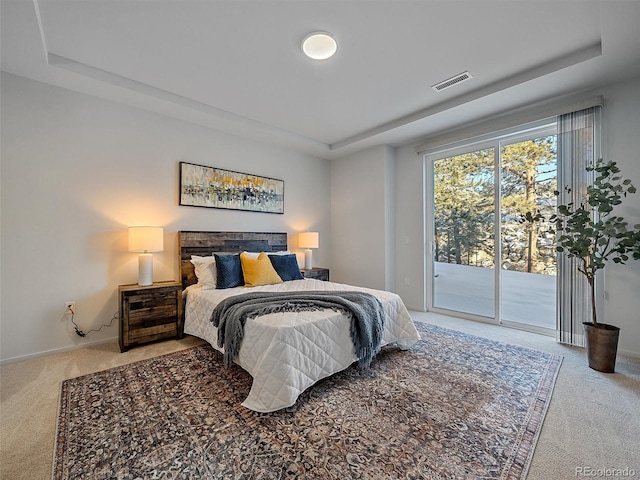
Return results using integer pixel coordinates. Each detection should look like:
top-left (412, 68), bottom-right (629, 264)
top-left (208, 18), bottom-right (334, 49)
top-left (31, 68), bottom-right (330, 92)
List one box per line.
top-left (1, 312), bottom-right (639, 480)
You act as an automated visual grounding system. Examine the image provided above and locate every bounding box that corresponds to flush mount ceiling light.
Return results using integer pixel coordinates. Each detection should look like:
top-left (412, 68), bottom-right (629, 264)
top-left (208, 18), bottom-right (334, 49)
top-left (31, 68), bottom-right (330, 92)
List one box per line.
top-left (302, 31), bottom-right (337, 60)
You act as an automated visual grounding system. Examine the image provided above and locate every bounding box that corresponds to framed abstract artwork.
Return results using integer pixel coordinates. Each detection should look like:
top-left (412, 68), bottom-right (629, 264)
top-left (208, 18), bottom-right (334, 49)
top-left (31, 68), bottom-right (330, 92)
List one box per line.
top-left (179, 162), bottom-right (284, 214)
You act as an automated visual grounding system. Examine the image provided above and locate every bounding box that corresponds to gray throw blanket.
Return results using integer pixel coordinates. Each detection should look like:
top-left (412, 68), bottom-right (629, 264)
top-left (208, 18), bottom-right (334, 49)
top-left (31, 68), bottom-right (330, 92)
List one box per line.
top-left (210, 290), bottom-right (386, 369)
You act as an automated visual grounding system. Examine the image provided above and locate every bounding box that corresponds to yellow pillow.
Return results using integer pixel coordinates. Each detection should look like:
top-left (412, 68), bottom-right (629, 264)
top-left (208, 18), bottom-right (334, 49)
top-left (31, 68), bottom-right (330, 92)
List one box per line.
top-left (240, 252), bottom-right (283, 287)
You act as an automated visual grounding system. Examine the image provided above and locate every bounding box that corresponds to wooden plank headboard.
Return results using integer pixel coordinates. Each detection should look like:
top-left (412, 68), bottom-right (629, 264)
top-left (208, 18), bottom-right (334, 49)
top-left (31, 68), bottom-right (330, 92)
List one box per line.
top-left (178, 231), bottom-right (288, 290)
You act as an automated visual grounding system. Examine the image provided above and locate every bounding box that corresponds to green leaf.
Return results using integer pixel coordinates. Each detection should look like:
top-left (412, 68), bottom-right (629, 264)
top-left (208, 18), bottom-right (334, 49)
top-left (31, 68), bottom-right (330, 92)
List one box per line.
top-left (552, 159), bottom-right (640, 280)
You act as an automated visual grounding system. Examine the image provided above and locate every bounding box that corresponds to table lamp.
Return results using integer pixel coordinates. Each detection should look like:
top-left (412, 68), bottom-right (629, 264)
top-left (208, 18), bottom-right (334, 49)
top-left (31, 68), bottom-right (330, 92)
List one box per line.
top-left (128, 226), bottom-right (164, 286)
top-left (298, 231), bottom-right (319, 270)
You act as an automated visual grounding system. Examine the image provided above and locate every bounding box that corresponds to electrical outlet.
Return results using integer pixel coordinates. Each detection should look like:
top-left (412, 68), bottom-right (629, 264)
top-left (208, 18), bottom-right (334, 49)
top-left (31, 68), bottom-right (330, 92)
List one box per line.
top-left (64, 302), bottom-right (76, 315)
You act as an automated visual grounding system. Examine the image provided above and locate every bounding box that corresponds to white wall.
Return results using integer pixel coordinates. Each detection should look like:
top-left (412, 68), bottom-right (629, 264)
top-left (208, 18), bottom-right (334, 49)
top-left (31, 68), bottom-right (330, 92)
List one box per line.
top-left (394, 75), bottom-right (640, 357)
top-left (394, 144), bottom-right (426, 311)
top-left (599, 76), bottom-right (640, 358)
top-left (0, 73), bottom-right (331, 363)
top-left (383, 150), bottom-right (396, 291)
top-left (330, 145), bottom-right (395, 290)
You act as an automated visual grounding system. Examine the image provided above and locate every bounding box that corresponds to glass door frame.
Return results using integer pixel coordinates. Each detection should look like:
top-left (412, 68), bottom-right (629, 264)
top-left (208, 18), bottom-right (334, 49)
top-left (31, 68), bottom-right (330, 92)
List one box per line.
top-left (424, 123), bottom-right (557, 336)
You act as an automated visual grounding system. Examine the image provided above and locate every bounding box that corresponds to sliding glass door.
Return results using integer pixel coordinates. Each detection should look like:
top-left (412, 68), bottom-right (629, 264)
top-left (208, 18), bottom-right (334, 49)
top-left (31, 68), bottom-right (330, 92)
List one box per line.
top-left (427, 125), bottom-right (557, 333)
top-left (432, 147), bottom-right (496, 318)
top-left (499, 135), bottom-right (557, 330)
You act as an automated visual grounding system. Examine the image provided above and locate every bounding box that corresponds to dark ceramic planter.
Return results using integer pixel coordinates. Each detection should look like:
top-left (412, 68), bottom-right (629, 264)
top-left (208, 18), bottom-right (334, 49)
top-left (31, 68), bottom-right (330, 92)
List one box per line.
top-left (583, 322), bottom-right (620, 373)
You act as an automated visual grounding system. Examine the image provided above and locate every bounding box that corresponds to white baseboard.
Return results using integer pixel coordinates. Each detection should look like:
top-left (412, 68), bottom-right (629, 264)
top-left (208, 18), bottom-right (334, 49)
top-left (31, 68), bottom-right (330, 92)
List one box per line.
top-left (618, 348), bottom-right (640, 360)
top-left (0, 336), bottom-right (118, 366)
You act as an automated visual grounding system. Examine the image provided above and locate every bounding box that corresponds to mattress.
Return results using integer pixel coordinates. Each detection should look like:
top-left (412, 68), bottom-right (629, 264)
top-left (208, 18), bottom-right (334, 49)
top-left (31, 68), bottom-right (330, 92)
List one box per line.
top-left (184, 278), bottom-right (420, 412)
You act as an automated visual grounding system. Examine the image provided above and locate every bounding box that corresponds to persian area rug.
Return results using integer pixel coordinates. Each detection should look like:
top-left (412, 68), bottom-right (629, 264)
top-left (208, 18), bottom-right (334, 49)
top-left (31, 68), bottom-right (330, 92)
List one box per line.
top-left (53, 323), bottom-right (562, 479)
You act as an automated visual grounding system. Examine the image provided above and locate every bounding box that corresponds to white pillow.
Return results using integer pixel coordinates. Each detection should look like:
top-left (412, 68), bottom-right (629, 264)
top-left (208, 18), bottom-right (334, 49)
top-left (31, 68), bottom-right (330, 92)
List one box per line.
top-left (190, 255), bottom-right (217, 289)
top-left (242, 250), bottom-right (291, 259)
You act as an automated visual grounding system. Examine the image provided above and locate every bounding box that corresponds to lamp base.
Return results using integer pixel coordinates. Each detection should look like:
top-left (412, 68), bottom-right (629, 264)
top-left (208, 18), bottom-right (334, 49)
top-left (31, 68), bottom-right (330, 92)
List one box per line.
top-left (138, 253), bottom-right (154, 286)
top-left (304, 249), bottom-right (313, 270)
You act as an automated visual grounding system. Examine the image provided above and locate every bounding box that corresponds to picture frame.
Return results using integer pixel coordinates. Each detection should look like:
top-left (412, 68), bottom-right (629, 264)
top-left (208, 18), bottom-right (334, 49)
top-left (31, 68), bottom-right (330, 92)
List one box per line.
top-left (179, 162), bottom-right (284, 214)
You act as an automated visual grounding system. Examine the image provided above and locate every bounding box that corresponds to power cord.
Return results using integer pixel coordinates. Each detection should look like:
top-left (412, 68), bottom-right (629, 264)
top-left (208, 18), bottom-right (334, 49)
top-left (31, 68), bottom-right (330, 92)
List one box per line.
top-left (70, 309), bottom-right (118, 337)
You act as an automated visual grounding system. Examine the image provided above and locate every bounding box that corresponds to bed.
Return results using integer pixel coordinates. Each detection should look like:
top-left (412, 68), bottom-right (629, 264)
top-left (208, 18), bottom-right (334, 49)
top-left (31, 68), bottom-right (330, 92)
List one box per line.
top-left (179, 231), bottom-right (420, 413)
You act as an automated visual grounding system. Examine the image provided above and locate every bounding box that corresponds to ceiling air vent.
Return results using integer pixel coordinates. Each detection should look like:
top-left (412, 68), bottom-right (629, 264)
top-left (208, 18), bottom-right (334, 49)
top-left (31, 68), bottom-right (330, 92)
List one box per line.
top-left (431, 71), bottom-right (473, 92)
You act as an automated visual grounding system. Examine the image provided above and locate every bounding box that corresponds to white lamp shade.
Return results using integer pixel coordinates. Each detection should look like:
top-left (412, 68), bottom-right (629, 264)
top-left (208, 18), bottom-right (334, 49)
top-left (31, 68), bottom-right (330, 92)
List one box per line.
top-left (298, 231), bottom-right (319, 249)
top-left (128, 226), bottom-right (164, 253)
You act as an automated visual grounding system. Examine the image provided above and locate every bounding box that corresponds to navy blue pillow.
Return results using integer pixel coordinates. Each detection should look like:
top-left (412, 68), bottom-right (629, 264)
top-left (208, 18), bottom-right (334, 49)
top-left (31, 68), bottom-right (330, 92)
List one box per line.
top-left (268, 254), bottom-right (304, 281)
top-left (214, 254), bottom-right (244, 289)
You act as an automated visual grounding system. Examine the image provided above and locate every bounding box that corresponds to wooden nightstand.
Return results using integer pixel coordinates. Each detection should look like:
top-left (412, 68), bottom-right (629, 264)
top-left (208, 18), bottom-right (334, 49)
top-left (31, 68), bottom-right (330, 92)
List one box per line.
top-left (301, 267), bottom-right (330, 282)
top-left (118, 281), bottom-right (183, 352)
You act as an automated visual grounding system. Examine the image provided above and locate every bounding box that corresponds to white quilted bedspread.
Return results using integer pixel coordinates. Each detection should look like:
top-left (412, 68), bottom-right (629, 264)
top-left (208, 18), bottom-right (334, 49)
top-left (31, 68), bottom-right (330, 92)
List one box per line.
top-left (184, 278), bottom-right (420, 412)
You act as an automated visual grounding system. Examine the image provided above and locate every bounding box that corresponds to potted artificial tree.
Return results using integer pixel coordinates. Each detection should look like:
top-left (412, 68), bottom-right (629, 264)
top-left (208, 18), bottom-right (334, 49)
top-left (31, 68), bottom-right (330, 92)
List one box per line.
top-left (552, 159), bottom-right (640, 373)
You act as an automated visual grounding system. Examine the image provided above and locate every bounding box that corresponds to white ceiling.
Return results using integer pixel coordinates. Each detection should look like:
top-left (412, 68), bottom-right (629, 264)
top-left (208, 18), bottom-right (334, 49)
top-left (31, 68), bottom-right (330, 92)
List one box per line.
top-left (2, 0), bottom-right (640, 160)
